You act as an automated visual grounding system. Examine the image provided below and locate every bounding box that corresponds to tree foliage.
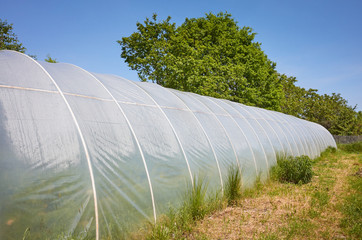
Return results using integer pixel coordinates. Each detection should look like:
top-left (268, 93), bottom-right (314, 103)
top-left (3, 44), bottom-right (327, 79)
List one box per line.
top-left (119, 12), bottom-right (283, 110)
top-left (0, 19), bottom-right (26, 53)
top-left (45, 54), bottom-right (58, 63)
top-left (0, 19), bottom-right (36, 59)
top-left (280, 74), bottom-right (361, 135)
top-left (119, 13), bottom-right (360, 135)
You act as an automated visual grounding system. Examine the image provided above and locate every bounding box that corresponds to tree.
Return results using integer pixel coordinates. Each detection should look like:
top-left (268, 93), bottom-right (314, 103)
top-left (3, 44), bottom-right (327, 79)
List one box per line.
top-left (45, 54), bottom-right (58, 63)
top-left (0, 19), bottom-right (36, 59)
top-left (304, 93), bottom-right (360, 135)
top-left (0, 19), bottom-right (26, 52)
top-left (355, 111), bottom-right (362, 135)
top-left (280, 75), bottom-right (361, 135)
top-left (119, 12), bottom-right (283, 110)
top-left (279, 74), bottom-right (308, 117)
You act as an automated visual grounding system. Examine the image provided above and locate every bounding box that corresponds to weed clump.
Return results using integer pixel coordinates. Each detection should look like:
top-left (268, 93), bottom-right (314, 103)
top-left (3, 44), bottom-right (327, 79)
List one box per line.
top-left (224, 165), bottom-right (242, 206)
top-left (183, 176), bottom-right (209, 221)
top-left (272, 155), bottom-right (313, 184)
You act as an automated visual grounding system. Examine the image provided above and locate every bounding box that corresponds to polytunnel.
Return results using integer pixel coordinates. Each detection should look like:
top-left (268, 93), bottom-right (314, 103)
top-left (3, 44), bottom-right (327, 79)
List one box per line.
top-left (0, 50), bottom-right (337, 239)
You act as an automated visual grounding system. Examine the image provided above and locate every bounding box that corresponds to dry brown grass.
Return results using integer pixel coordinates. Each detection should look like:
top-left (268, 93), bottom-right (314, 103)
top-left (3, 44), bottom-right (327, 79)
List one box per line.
top-left (192, 196), bottom-right (303, 239)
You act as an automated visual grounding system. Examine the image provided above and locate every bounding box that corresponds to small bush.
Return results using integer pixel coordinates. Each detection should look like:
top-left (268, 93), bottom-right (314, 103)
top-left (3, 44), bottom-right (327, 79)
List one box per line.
top-left (272, 155), bottom-right (313, 184)
top-left (224, 165), bottom-right (242, 205)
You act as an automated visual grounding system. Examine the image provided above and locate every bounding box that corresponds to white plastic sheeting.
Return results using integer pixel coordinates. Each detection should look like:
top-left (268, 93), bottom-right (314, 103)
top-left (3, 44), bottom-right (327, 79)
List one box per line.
top-left (0, 50), bottom-right (337, 239)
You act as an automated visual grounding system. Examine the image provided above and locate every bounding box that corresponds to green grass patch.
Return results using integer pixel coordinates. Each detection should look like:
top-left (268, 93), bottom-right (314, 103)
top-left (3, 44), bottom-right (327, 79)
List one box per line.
top-left (338, 141), bottom-right (362, 153)
top-left (257, 232), bottom-right (279, 240)
top-left (281, 217), bottom-right (316, 239)
top-left (242, 175), bottom-right (264, 198)
top-left (310, 190), bottom-right (330, 208)
top-left (307, 208), bottom-right (320, 219)
top-left (321, 146), bottom-right (337, 156)
top-left (340, 163), bottom-right (362, 238)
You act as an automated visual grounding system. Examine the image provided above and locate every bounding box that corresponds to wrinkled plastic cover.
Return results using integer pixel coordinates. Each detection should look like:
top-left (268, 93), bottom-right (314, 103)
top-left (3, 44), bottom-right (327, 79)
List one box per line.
top-left (0, 50), bottom-right (337, 239)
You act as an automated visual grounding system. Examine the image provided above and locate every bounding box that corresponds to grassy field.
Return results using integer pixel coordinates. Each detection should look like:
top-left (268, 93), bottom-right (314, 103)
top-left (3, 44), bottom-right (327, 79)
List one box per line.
top-left (139, 142), bottom-right (361, 240)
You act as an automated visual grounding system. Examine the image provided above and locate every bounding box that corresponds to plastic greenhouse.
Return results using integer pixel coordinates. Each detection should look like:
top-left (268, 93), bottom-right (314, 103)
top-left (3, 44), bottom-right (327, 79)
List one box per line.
top-left (0, 50), bottom-right (337, 239)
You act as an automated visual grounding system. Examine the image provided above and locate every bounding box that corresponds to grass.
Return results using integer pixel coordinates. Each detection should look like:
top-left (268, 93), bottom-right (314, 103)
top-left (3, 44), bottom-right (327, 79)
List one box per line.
top-left (338, 141), bottom-right (362, 153)
top-left (22, 230), bottom-right (94, 240)
top-left (142, 176), bottom-right (223, 240)
top-left (224, 165), bottom-right (242, 206)
top-left (339, 151), bottom-right (362, 238)
top-left (183, 176), bottom-right (210, 221)
top-left (190, 142), bottom-right (361, 240)
top-left (22, 228), bottom-right (30, 240)
top-left (141, 166), bottom-right (244, 240)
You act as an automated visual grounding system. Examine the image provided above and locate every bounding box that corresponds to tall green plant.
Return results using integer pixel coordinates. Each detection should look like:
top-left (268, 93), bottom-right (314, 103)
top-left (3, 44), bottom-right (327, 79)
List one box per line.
top-left (183, 176), bottom-right (209, 221)
top-left (224, 165), bottom-right (242, 205)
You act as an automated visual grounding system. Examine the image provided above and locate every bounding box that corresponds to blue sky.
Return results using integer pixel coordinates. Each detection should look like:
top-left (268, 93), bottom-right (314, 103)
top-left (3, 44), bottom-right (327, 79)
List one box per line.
top-left (2, 0), bottom-right (361, 110)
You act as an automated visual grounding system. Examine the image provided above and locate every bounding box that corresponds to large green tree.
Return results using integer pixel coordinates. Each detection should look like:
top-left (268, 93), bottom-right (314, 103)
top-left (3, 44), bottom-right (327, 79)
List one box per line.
top-left (119, 12), bottom-right (283, 110)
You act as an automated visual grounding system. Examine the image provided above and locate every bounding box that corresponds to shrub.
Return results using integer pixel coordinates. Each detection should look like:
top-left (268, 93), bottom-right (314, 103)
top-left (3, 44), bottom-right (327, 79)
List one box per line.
top-left (224, 165), bottom-right (242, 205)
top-left (272, 155), bottom-right (313, 184)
